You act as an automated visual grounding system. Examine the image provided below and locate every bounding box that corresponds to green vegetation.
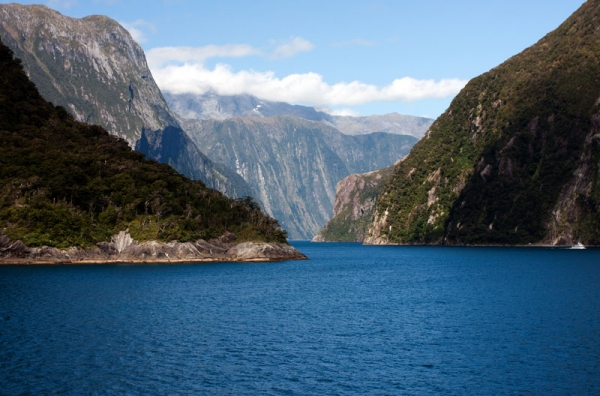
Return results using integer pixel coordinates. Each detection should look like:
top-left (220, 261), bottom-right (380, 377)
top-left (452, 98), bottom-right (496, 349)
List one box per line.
top-left (0, 40), bottom-right (287, 248)
top-left (317, 166), bottom-right (394, 242)
top-left (373, 0), bottom-right (600, 245)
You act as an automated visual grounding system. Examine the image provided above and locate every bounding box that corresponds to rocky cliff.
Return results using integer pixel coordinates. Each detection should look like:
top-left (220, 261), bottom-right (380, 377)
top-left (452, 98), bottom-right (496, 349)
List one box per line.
top-left (0, 3), bottom-right (252, 199)
top-left (181, 116), bottom-right (417, 239)
top-left (365, 0), bottom-right (600, 246)
top-left (135, 127), bottom-right (257, 200)
top-left (312, 165), bottom-right (395, 242)
top-left (0, 3), bottom-right (175, 145)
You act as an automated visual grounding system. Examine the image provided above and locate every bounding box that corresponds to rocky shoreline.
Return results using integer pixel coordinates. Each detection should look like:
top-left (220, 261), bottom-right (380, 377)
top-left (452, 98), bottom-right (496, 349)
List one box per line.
top-left (0, 231), bottom-right (308, 264)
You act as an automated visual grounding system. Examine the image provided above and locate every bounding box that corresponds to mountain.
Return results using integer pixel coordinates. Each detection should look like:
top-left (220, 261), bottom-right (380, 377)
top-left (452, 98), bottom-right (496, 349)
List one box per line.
top-left (0, 3), bottom-right (253, 200)
top-left (328, 113), bottom-right (433, 138)
top-left (135, 127), bottom-right (256, 199)
top-left (164, 91), bottom-right (433, 137)
top-left (181, 116), bottom-right (418, 239)
top-left (0, 3), bottom-right (173, 146)
top-left (0, 39), bottom-right (289, 252)
top-left (312, 165), bottom-right (395, 242)
top-left (365, 0), bottom-right (600, 246)
top-left (164, 91), bottom-right (333, 122)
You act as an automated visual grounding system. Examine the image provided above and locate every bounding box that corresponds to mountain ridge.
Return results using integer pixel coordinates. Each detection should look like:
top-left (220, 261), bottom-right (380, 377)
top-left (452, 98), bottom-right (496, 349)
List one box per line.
top-left (365, 0), bottom-right (600, 246)
top-left (165, 91), bottom-right (433, 138)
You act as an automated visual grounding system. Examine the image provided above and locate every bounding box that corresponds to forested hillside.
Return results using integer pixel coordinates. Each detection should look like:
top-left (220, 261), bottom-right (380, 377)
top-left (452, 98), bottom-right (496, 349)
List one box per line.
top-left (0, 40), bottom-right (286, 248)
top-left (366, 0), bottom-right (600, 246)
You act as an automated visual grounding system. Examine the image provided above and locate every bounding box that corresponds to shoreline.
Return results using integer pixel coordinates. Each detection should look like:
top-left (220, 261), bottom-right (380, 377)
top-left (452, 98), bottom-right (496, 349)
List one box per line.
top-left (0, 231), bottom-right (309, 265)
top-left (0, 256), bottom-right (308, 265)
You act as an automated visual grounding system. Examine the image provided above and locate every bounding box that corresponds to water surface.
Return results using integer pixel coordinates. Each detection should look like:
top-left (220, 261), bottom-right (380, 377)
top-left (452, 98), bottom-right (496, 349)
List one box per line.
top-left (1, 242), bottom-right (599, 394)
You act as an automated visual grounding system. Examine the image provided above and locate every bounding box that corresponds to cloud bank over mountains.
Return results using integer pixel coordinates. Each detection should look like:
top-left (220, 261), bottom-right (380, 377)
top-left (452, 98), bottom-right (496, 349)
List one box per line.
top-left (145, 40), bottom-right (467, 111)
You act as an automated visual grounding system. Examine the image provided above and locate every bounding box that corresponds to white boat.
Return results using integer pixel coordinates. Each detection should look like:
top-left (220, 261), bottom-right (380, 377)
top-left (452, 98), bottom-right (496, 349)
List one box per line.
top-left (570, 242), bottom-right (586, 249)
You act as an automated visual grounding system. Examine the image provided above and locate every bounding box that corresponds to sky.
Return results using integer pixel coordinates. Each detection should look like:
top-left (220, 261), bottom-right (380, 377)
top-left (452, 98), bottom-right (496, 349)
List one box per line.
top-left (1, 0), bottom-right (587, 119)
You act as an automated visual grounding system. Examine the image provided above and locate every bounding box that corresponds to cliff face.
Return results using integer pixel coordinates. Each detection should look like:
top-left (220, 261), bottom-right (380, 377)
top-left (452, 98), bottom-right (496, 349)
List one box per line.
top-left (312, 165), bottom-right (395, 242)
top-left (0, 3), bottom-right (253, 200)
top-left (0, 3), bottom-right (176, 146)
top-left (365, 0), bottom-right (600, 246)
top-left (135, 127), bottom-right (258, 201)
top-left (181, 116), bottom-right (417, 239)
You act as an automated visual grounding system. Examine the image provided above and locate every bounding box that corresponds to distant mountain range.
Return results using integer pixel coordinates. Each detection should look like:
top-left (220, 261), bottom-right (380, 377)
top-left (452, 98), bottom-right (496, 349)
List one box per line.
top-left (165, 91), bottom-right (433, 138)
top-left (181, 116), bottom-right (417, 238)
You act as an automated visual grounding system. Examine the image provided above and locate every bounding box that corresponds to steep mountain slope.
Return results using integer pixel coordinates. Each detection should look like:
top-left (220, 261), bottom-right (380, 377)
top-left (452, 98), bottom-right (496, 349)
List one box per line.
top-left (0, 3), bottom-right (173, 146)
top-left (182, 116), bottom-right (417, 239)
top-left (0, 3), bottom-right (253, 200)
top-left (0, 40), bottom-right (287, 249)
top-left (366, 0), bottom-right (600, 246)
top-left (135, 127), bottom-right (256, 200)
top-left (312, 166), bottom-right (395, 242)
top-left (165, 91), bottom-right (433, 137)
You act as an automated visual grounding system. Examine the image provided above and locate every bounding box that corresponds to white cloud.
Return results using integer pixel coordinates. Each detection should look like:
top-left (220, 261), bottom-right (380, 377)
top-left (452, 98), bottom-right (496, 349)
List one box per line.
top-left (328, 108), bottom-right (361, 117)
top-left (269, 37), bottom-right (315, 59)
top-left (151, 62), bottom-right (468, 107)
top-left (120, 20), bottom-right (155, 44)
top-left (146, 45), bottom-right (261, 69)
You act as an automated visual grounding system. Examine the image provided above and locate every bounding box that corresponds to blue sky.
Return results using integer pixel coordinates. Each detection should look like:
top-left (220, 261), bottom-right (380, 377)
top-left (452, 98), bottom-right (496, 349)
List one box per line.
top-left (2, 0), bottom-right (587, 118)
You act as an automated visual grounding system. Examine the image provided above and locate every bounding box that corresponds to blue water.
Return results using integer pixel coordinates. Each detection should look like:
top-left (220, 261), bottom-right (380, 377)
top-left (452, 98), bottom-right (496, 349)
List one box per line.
top-left (1, 242), bottom-right (599, 395)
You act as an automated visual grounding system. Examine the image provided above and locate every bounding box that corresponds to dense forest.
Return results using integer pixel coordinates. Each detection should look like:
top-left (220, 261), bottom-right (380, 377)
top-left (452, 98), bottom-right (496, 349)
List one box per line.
top-left (0, 40), bottom-right (287, 248)
top-left (368, 0), bottom-right (600, 245)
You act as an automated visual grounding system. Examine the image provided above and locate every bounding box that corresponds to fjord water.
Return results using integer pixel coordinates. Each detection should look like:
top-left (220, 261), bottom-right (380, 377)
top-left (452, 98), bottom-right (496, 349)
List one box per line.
top-left (1, 242), bottom-right (599, 395)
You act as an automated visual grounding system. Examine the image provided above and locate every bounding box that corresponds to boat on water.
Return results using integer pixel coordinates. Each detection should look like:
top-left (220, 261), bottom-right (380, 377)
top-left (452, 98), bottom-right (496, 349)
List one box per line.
top-left (570, 242), bottom-right (586, 250)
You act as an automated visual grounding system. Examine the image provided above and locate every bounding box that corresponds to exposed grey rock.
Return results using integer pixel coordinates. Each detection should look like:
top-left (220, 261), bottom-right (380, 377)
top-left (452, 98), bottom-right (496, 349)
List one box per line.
top-left (181, 116), bottom-right (418, 239)
top-left (0, 3), bottom-right (176, 146)
top-left (312, 165), bottom-right (396, 242)
top-left (112, 230), bottom-right (133, 253)
top-left (0, 231), bottom-right (307, 263)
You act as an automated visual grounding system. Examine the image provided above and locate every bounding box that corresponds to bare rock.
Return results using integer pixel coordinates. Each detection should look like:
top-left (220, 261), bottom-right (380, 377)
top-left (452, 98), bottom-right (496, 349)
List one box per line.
top-left (0, 231), bottom-right (307, 264)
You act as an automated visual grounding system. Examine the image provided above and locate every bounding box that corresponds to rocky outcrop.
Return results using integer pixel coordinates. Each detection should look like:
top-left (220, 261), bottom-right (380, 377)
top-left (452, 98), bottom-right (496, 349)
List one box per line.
top-left (0, 231), bottom-right (307, 264)
top-left (181, 116), bottom-right (417, 239)
top-left (313, 165), bottom-right (395, 242)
